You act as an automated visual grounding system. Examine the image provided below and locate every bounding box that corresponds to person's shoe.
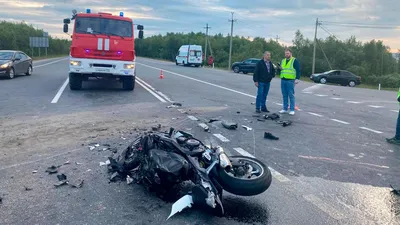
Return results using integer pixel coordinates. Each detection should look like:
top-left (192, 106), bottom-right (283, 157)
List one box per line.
top-left (289, 111), bottom-right (295, 115)
top-left (255, 109), bottom-right (261, 113)
top-left (386, 137), bottom-right (400, 145)
top-left (261, 108), bottom-right (270, 113)
top-left (279, 110), bottom-right (288, 114)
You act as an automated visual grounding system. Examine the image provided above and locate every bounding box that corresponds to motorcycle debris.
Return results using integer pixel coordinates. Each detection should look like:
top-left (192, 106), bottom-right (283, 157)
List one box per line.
top-left (126, 175), bottom-right (134, 185)
top-left (237, 111), bottom-right (240, 114)
top-left (167, 195), bottom-right (194, 220)
top-left (88, 146), bottom-right (95, 151)
top-left (173, 102), bottom-right (182, 107)
top-left (32, 170), bottom-right (38, 174)
top-left (24, 186), bottom-right (33, 191)
top-left (222, 121), bottom-right (238, 130)
top-left (242, 125), bottom-right (253, 131)
top-left (69, 179), bottom-right (84, 188)
top-left (265, 113), bottom-right (280, 120)
top-left (208, 118), bottom-right (219, 123)
top-left (45, 166), bottom-right (58, 174)
top-left (57, 174), bottom-right (67, 181)
top-left (198, 123), bottom-right (210, 132)
top-left (264, 132), bottom-right (279, 140)
top-left (252, 114), bottom-right (261, 118)
top-left (54, 180), bottom-right (68, 188)
top-left (63, 161), bottom-right (70, 165)
top-left (276, 120), bottom-right (292, 127)
top-left (110, 172), bottom-right (121, 182)
top-left (99, 162), bottom-right (107, 166)
top-left (257, 118), bottom-right (266, 122)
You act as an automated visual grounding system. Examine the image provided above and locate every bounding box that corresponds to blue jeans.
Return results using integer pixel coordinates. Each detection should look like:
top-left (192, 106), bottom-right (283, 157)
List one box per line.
top-left (256, 82), bottom-right (271, 110)
top-left (281, 79), bottom-right (295, 111)
top-left (396, 110), bottom-right (400, 139)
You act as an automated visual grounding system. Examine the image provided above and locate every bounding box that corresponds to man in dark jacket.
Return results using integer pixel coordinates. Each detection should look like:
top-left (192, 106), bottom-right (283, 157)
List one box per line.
top-left (253, 51), bottom-right (276, 113)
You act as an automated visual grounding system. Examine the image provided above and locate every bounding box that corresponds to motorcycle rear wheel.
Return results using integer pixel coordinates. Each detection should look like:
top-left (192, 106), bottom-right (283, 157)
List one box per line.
top-left (216, 156), bottom-right (272, 196)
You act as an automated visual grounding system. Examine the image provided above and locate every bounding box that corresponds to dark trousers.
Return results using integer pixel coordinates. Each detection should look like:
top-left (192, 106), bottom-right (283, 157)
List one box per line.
top-left (396, 110), bottom-right (400, 139)
top-left (256, 82), bottom-right (271, 110)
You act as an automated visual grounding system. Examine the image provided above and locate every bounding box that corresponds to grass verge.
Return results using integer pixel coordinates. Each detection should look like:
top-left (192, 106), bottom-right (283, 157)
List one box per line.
top-left (32, 54), bottom-right (68, 61)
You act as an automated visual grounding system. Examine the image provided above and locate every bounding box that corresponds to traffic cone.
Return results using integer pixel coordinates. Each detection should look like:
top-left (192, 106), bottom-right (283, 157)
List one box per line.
top-left (288, 105), bottom-right (300, 111)
top-left (159, 70), bottom-right (164, 79)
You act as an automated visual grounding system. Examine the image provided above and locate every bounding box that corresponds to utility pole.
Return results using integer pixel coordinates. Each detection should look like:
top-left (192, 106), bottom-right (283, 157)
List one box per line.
top-left (204, 23), bottom-right (211, 62)
top-left (312, 18), bottom-right (319, 75)
top-left (228, 12), bottom-right (237, 70)
top-left (275, 35), bottom-right (280, 43)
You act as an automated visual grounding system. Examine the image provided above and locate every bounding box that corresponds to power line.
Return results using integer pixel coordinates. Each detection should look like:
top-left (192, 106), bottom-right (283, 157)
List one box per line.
top-left (228, 12), bottom-right (237, 70)
top-left (320, 21), bottom-right (399, 29)
top-left (321, 21), bottom-right (399, 26)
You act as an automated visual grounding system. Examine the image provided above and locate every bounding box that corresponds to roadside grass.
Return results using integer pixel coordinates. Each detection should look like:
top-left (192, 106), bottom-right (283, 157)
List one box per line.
top-left (32, 54), bottom-right (67, 60)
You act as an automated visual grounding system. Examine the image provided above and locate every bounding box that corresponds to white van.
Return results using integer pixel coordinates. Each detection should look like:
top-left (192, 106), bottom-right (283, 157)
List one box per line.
top-left (175, 45), bottom-right (203, 67)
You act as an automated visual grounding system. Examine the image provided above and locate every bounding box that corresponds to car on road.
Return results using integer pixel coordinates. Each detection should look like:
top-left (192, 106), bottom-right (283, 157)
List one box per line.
top-left (0, 50), bottom-right (33, 79)
top-left (309, 70), bottom-right (361, 87)
top-left (231, 58), bottom-right (260, 74)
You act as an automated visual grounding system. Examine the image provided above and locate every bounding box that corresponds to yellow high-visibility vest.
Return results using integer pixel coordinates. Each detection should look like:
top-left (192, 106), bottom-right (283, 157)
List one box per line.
top-left (280, 57), bottom-right (296, 80)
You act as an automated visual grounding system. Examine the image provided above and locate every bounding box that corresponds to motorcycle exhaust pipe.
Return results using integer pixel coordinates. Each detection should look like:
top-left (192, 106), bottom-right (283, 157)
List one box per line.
top-left (215, 146), bottom-right (232, 171)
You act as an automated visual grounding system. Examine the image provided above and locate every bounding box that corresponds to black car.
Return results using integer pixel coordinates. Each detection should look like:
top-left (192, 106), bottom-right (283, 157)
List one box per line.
top-left (310, 70), bottom-right (361, 87)
top-left (0, 50), bottom-right (33, 79)
top-left (231, 58), bottom-right (260, 74)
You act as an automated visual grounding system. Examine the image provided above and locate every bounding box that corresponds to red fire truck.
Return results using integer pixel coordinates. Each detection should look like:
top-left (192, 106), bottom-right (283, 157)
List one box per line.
top-left (63, 9), bottom-right (144, 90)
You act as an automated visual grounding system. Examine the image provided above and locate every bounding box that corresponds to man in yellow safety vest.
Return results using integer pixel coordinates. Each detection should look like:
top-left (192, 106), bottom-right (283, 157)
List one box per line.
top-left (277, 48), bottom-right (301, 115)
top-left (386, 88), bottom-right (400, 145)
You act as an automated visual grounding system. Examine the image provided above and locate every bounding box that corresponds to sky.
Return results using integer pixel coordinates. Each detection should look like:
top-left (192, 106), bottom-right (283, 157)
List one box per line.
top-left (0, 0), bottom-right (399, 52)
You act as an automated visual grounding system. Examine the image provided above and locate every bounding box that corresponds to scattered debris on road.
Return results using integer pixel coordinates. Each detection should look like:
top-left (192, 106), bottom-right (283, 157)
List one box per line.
top-left (242, 125), bottom-right (253, 131)
top-left (32, 170), bottom-right (38, 174)
top-left (264, 132), bottom-right (279, 140)
top-left (277, 120), bottom-right (292, 127)
top-left (198, 123), bottom-right (210, 132)
top-left (24, 186), bottom-right (33, 191)
top-left (208, 118), bottom-right (219, 123)
top-left (222, 121), bottom-right (238, 130)
top-left (69, 179), bottom-right (84, 188)
top-left (152, 124), bottom-right (162, 131)
top-left (173, 102), bottom-right (182, 107)
top-left (45, 165), bottom-right (59, 174)
top-left (63, 161), bottom-right (71, 165)
top-left (126, 175), bottom-right (134, 185)
top-left (264, 113), bottom-right (280, 120)
top-left (57, 174), bottom-right (67, 181)
top-left (257, 118), bottom-right (265, 122)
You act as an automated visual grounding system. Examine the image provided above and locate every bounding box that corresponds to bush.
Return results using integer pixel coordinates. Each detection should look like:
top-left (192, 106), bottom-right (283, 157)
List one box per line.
top-left (365, 74), bottom-right (400, 88)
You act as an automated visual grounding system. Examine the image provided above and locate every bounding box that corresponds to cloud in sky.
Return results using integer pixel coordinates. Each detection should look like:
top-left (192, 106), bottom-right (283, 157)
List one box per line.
top-left (0, 0), bottom-right (399, 52)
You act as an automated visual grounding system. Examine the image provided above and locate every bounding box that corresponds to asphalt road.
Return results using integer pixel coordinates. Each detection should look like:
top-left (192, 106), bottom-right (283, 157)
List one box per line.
top-left (0, 57), bottom-right (399, 225)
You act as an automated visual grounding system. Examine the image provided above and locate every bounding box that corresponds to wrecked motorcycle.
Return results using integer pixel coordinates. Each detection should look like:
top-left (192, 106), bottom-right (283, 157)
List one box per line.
top-left (117, 128), bottom-right (272, 219)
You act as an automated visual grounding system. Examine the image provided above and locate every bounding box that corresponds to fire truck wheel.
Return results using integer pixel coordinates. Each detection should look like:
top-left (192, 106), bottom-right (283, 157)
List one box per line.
top-left (69, 73), bottom-right (82, 90)
top-left (123, 76), bottom-right (135, 91)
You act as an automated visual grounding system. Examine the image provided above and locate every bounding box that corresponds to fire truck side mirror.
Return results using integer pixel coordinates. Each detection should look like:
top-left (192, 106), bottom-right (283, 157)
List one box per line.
top-left (63, 24), bottom-right (69, 33)
top-left (138, 30), bottom-right (144, 39)
top-left (137, 25), bottom-right (144, 30)
top-left (63, 18), bottom-right (70, 24)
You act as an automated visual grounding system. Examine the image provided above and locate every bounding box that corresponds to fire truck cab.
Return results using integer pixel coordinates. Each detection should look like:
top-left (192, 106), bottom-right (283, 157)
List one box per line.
top-left (63, 9), bottom-right (144, 90)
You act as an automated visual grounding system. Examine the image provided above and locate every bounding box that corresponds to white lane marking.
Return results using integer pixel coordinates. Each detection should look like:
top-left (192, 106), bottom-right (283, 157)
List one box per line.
top-left (33, 57), bottom-right (68, 68)
top-left (177, 109), bottom-right (187, 113)
top-left (302, 84), bottom-right (324, 93)
top-left (330, 97), bottom-right (343, 100)
top-left (136, 79), bottom-right (167, 103)
top-left (359, 127), bottom-right (383, 134)
top-left (233, 147), bottom-right (290, 182)
top-left (315, 94), bottom-right (328, 97)
top-left (368, 105), bottom-right (384, 108)
top-left (308, 112), bottom-right (323, 117)
top-left (136, 77), bottom-right (173, 103)
top-left (302, 91), bottom-right (313, 94)
top-left (137, 62), bottom-right (256, 98)
top-left (198, 123), bottom-right (209, 130)
top-left (51, 78), bottom-right (69, 103)
top-left (391, 110), bottom-right (398, 113)
top-left (275, 103), bottom-right (283, 106)
top-left (303, 194), bottom-right (345, 220)
top-left (187, 115), bottom-right (198, 121)
top-left (346, 101), bottom-right (362, 104)
top-left (213, 134), bottom-right (230, 142)
top-left (330, 119), bottom-right (350, 125)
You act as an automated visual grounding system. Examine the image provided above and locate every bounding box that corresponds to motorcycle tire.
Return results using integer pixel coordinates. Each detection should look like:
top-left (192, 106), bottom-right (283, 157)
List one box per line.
top-left (216, 156), bottom-right (272, 196)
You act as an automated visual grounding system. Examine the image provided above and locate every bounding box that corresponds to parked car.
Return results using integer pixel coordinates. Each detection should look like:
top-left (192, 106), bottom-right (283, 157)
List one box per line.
top-left (231, 58), bottom-right (260, 74)
top-left (0, 50), bottom-right (33, 79)
top-left (309, 70), bottom-right (361, 87)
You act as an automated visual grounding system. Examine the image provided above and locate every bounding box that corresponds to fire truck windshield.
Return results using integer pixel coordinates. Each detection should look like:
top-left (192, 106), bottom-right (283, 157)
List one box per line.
top-left (74, 17), bottom-right (133, 38)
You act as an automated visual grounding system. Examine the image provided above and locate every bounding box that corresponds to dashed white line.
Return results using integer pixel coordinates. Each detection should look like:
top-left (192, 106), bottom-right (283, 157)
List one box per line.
top-left (308, 112), bottom-right (323, 117)
top-left (330, 119), bottom-right (350, 125)
top-left (232, 147), bottom-right (290, 182)
top-left (368, 105), bottom-right (384, 108)
top-left (359, 127), bottom-right (383, 134)
top-left (213, 134), bottom-right (230, 142)
top-left (198, 123), bottom-right (209, 130)
top-left (51, 78), bottom-right (69, 103)
top-left (136, 79), bottom-right (167, 103)
top-left (302, 84), bottom-right (324, 93)
top-left (330, 97), bottom-right (343, 100)
top-left (136, 77), bottom-right (172, 103)
top-left (315, 94), bottom-right (328, 97)
top-left (302, 91), bottom-right (313, 94)
top-left (391, 110), bottom-right (398, 113)
top-left (137, 62), bottom-right (256, 98)
top-left (187, 115), bottom-right (198, 121)
top-left (346, 101), bottom-right (362, 104)
top-left (275, 103), bottom-right (283, 106)
top-left (34, 57), bottom-right (68, 68)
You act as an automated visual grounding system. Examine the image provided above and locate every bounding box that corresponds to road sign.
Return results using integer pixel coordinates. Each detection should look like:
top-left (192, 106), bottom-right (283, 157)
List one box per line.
top-left (29, 37), bottom-right (49, 48)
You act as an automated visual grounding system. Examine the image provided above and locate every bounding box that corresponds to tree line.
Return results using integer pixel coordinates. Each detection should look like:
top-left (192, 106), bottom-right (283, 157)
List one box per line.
top-left (0, 21), bottom-right (71, 57)
top-left (135, 31), bottom-right (400, 88)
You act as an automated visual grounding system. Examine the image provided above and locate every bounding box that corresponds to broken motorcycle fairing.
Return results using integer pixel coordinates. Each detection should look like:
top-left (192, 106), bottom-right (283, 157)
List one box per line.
top-left (111, 128), bottom-right (273, 219)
